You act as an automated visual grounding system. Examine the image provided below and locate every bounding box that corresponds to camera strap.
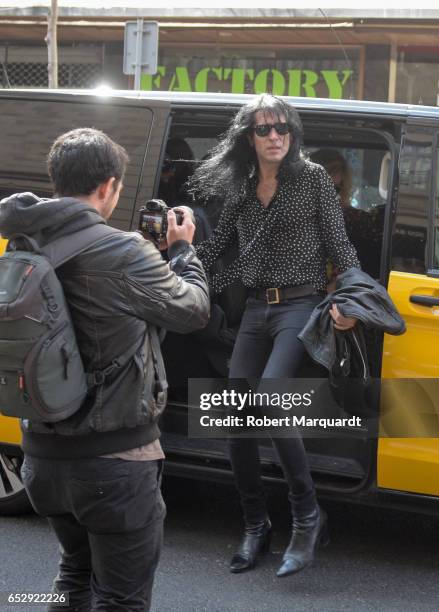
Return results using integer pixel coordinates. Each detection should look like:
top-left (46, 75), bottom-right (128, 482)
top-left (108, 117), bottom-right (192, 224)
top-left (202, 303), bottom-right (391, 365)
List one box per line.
top-left (169, 242), bottom-right (196, 274)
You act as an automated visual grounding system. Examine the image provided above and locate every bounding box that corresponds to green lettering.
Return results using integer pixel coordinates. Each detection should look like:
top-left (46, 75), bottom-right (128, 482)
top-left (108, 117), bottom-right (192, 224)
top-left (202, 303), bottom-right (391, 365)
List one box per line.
top-left (301, 70), bottom-right (319, 97)
top-left (287, 70), bottom-right (301, 96)
top-left (231, 69), bottom-right (254, 94)
top-left (140, 65), bottom-right (354, 97)
top-left (221, 68), bottom-right (232, 92)
top-left (254, 69), bottom-right (269, 94)
top-left (254, 69), bottom-right (285, 95)
top-left (271, 70), bottom-right (286, 95)
top-left (141, 66), bottom-right (166, 90)
top-left (169, 67), bottom-right (192, 92)
top-left (321, 70), bottom-right (353, 99)
top-left (194, 67), bottom-right (223, 92)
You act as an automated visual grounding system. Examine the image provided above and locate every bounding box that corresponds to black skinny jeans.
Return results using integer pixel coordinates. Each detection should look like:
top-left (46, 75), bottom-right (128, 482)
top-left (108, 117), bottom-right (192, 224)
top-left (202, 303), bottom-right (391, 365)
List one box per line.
top-left (228, 294), bottom-right (321, 524)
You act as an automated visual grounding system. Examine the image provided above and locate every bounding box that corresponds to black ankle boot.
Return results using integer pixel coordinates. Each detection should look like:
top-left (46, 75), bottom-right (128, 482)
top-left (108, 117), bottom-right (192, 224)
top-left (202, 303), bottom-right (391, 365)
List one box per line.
top-left (230, 519), bottom-right (272, 573)
top-left (276, 506), bottom-right (329, 578)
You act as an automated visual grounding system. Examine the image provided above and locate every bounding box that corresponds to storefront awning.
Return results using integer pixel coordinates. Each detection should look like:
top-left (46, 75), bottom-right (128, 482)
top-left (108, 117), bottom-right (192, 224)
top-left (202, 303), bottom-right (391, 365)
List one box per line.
top-left (2, 18), bottom-right (439, 46)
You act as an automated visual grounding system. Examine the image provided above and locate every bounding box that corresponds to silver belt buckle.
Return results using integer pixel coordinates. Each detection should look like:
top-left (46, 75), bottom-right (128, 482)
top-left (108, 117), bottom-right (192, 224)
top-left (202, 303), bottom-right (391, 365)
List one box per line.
top-left (266, 288), bottom-right (280, 304)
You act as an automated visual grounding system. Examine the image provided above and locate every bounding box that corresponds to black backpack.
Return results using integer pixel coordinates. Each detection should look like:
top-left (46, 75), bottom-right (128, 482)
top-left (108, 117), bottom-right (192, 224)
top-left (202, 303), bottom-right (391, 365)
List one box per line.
top-left (0, 224), bottom-right (117, 422)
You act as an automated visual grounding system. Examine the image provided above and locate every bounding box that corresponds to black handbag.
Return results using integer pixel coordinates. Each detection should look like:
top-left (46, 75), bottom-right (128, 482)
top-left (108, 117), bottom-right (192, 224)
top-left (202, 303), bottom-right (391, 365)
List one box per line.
top-left (329, 326), bottom-right (379, 418)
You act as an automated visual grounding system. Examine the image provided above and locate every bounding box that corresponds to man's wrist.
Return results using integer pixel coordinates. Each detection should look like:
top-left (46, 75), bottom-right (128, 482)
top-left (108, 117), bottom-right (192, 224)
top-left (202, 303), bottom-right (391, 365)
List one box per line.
top-left (167, 239), bottom-right (191, 258)
top-left (168, 240), bottom-right (196, 273)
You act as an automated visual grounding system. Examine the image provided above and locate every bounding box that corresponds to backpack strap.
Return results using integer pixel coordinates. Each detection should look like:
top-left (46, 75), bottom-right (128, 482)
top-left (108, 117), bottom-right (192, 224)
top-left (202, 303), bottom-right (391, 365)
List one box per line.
top-left (86, 338), bottom-right (144, 387)
top-left (40, 223), bottom-right (117, 268)
top-left (86, 327), bottom-right (168, 393)
top-left (7, 233), bottom-right (42, 253)
top-left (148, 325), bottom-right (168, 394)
top-left (41, 224), bottom-right (168, 394)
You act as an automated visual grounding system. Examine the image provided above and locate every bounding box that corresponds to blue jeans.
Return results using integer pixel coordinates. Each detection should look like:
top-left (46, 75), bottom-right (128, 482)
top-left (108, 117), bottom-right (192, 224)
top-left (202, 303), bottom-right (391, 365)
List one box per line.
top-left (228, 294), bottom-right (322, 523)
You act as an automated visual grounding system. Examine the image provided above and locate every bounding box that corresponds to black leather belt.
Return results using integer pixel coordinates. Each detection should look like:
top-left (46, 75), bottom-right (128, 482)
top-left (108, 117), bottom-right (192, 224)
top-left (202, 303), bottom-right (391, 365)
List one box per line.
top-left (248, 284), bottom-right (316, 304)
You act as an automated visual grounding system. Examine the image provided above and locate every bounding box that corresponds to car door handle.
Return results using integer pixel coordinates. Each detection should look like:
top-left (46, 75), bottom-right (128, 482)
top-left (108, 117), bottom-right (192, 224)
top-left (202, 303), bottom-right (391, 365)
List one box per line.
top-left (409, 294), bottom-right (439, 307)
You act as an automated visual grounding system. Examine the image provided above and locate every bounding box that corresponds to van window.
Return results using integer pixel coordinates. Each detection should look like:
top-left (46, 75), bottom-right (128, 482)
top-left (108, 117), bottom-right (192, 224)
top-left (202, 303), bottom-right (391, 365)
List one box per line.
top-left (306, 144), bottom-right (388, 278)
top-left (157, 119), bottom-right (232, 245)
top-left (0, 97), bottom-right (153, 231)
top-left (393, 129), bottom-right (432, 275)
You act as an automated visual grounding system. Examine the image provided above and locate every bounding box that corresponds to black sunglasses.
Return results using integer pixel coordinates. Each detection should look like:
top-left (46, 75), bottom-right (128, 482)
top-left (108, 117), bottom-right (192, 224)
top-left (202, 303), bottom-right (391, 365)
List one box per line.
top-left (252, 122), bottom-right (290, 137)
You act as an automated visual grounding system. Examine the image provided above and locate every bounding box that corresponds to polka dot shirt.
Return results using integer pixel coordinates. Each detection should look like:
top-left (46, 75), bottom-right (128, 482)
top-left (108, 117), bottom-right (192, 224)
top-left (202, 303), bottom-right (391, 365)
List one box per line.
top-left (195, 161), bottom-right (360, 294)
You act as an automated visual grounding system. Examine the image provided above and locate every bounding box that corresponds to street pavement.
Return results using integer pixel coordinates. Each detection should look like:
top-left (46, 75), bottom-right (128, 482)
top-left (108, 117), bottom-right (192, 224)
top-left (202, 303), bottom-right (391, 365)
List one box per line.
top-left (0, 476), bottom-right (438, 612)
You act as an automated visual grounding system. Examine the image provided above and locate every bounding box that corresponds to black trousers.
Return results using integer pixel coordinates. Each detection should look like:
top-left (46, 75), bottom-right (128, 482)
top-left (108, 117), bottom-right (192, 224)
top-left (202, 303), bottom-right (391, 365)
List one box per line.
top-left (228, 295), bottom-right (321, 523)
top-left (21, 455), bottom-right (166, 612)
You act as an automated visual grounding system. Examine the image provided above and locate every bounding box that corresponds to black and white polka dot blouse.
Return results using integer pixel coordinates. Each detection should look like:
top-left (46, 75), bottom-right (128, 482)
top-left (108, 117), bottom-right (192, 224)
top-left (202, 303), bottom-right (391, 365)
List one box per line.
top-left (195, 161), bottom-right (360, 294)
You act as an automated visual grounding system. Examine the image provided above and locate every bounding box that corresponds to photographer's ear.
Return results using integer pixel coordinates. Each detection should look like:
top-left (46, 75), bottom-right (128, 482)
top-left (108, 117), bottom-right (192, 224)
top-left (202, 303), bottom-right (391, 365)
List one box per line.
top-left (97, 177), bottom-right (117, 202)
top-left (95, 176), bottom-right (123, 219)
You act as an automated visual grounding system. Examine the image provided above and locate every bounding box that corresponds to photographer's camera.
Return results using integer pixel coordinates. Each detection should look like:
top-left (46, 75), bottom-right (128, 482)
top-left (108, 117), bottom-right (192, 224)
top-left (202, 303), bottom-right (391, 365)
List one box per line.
top-left (138, 199), bottom-right (185, 243)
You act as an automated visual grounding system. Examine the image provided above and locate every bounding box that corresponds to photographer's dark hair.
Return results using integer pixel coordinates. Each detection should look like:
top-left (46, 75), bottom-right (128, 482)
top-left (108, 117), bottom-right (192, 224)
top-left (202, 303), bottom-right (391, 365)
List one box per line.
top-left (187, 94), bottom-right (304, 204)
top-left (47, 128), bottom-right (129, 197)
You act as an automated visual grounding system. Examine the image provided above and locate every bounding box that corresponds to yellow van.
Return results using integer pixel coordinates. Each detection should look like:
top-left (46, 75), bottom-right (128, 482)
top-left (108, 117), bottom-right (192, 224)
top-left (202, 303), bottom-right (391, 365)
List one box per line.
top-left (0, 90), bottom-right (438, 514)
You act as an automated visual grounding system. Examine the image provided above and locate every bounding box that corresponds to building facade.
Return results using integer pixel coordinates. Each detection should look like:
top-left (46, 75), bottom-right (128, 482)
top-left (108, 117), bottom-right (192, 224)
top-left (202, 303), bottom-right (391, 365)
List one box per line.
top-left (1, 5), bottom-right (439, 105)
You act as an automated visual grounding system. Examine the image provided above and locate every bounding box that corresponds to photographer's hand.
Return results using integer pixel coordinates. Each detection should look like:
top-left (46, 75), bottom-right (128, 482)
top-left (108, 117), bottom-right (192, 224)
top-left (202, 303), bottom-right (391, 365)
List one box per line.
top-left (166, 208), bottom-right (195, 247)
top-left (138, 232), bottom-right (168, 251)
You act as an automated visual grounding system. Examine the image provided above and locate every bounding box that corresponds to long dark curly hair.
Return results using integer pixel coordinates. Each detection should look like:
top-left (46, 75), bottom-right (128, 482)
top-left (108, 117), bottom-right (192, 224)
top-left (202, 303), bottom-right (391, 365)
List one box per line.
top-left (187, 94), bottom-right (304, 204)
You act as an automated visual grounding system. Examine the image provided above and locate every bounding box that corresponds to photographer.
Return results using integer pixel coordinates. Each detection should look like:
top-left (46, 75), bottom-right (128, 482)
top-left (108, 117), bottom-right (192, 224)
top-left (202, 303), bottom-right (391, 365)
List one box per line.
top-left (0, 128), bottom-right (209, 611)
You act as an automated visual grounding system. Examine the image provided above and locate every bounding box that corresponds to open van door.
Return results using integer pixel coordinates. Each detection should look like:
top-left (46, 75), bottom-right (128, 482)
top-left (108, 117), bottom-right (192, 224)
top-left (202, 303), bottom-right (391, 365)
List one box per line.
top-left (159, 106), bottom-right (397, 496)
top-left (378, 122), bottom-right (439, 499)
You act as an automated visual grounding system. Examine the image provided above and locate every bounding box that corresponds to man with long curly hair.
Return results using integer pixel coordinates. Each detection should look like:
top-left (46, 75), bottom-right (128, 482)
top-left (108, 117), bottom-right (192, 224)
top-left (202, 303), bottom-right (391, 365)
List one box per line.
top-left (189, 94), bottom-right (360, 578)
